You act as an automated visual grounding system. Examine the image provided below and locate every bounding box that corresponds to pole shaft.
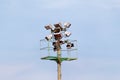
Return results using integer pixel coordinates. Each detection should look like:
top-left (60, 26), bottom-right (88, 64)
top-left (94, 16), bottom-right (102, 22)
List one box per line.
top-left (57, 50), bottom-right (61, 80)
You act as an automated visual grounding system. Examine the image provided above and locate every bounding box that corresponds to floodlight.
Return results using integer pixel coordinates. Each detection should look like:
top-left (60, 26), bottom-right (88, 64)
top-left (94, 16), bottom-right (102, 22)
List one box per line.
top-left (52, 42), bottom-right (56, 46)
top-left (54, 27), bottom-right (61, 33)
top-left (54, 23), bottom-right (63, 30)
top-left (59, 40), bottom-right (64, 45)
top-left (71, 43), bottom-right (74, 47)
top-left (53, 42), bottom-right (61, 51)
top-left (45, 34), bottom-right (52, 41)
top-left (53, 46), bottom-right (61, 51)
top-left (45, 24), bottom-right (53, 30)
top-left (54, 33), bottom-right (62, 40)
top-left (52, 42), bottom-right (57, 47)
top-left (53, 42), bottom-right (57, 51)
top-left (65, 31), bottom-right (71, 37)
top-left (66, 43), bottom-right (74, 49)
top-left (54, 22), bottom-right (62, 27)
top-left (64, 22), bottom-right (71, 28)
top-left (53, 47), bottom-right (57, 51)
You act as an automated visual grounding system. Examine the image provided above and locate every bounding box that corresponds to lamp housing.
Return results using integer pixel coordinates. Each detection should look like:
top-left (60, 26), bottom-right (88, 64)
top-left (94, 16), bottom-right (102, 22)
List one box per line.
top-left (45, 34), bottom-right (52, 41)
top-left (65, 31), bottom-right (71, 37)
top-left (54, 23), bottom-right (63, 31)
top-left (66, 43), bottom-right (74, 49)
top-left (45, 24), bottom-right (53, 30)
top-left (64, 22), bottom-right (71, 28)
top-left (54, 27), bottom-right (61, 33)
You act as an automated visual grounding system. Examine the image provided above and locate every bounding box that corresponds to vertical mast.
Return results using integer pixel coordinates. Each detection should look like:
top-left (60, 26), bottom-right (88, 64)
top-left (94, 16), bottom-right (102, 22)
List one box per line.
top-left (57, 50), bottom-right (61, 80)
top-left (41, 22), bottom-right (77, 80)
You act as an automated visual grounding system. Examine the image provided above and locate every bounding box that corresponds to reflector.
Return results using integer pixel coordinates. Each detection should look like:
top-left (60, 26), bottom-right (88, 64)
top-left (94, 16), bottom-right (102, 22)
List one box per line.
top-left (66, 44), bottom-right (71, 49)
top-left (52, 41), bottom-right (61, 51)
top-left (53, 47), bottom-right (57, 51)
top-left (45, 34), bottom-right (52, 41)
top-left (54, 23), bottom-right (63, 31)
top-left (54, 27), bottom-right (61, 33)
top-left (66, 43), bottom-right (74, 49)
top-left (45, 24), bottom-right (53, 30)
top-left (54, 23), bottom-right (62, 27)
top-left (52, 42), bottom-right (56, 46)
top-left (65, 31), bottom-right (71, 37)
top-left (64, 22), bottom-right (71, 28)
top-left (59, 40), bottom-right (64, 45)
top-left (71, 43), bottom-right (74, 47)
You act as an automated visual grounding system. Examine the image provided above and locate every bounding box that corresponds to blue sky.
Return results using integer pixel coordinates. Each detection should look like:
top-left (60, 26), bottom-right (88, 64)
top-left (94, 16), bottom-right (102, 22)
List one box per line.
top-left (0, 0), bottom-right (120, 80)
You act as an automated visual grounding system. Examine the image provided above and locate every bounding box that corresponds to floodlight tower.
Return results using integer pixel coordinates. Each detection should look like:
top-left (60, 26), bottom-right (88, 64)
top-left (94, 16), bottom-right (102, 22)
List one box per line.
top-left (40, 22), bottom-right (77, 80)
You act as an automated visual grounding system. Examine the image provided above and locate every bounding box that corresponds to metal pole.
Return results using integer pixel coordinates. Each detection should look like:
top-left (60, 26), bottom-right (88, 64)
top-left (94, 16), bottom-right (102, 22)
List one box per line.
top-left (57, 50), bottom-right (61, 80)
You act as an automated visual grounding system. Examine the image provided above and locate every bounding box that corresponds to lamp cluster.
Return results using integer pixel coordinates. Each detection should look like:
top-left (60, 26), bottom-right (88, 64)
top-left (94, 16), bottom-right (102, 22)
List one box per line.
top-left (44, 22), bottom-right (74, 51)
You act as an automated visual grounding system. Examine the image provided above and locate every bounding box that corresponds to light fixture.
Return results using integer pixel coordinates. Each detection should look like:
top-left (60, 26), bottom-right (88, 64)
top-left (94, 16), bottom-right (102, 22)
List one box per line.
top-left (52, 42), bottom-right (57, 51)
top-left (54, 22), bottom-right (62, 27)
top-left (54, 27), bottom-right (61, 33)
top-left (52, 42), bottom-right (61, 51)
top-left (52, 42), bottom-right (56, 46)
top-left (59, 40), bottom-right (64, 45)
top-left (64, 22), bottom-right (71, 28)
top-left (45, 24), bottom-right (53, 30)
top-left (65, 31), bottom-right (71, 37)
top-left (45, 34), bottom-right (52, 41)
top-left (54, 23), bottom-right (63, 31)
top-left (53, 41), bottom-right (63, 45)
top-left (53, 47), bottom-right (57, 51)
top-left (53, 45), bottom-right (61, 51)
top-left (66, 43), bottom-right (74, 49)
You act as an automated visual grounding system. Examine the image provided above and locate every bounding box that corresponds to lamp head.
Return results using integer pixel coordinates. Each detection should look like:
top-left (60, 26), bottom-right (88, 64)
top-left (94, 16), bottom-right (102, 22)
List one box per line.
top-left (45, 24), bottom-right (53, 30)
top-left (64, 22), bottom-right (71, 28)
